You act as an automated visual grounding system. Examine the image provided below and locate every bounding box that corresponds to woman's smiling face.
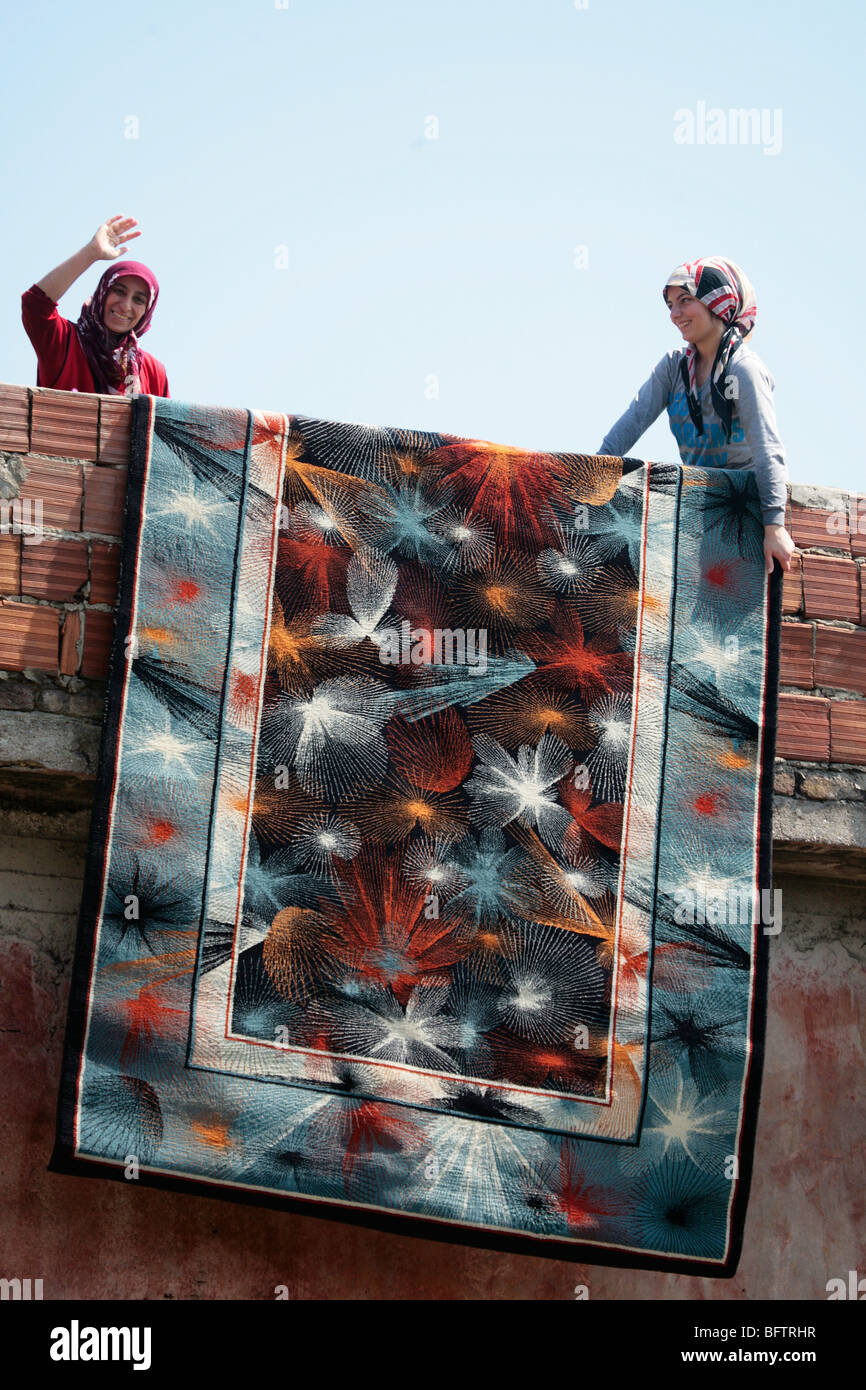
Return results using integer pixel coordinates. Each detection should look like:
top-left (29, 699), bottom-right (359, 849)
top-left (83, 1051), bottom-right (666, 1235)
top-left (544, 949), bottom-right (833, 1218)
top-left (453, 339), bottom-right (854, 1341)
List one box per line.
top-left (664, 285), bottom-right (718, 343)
top-left (103, 276), bottom-right (150, 333)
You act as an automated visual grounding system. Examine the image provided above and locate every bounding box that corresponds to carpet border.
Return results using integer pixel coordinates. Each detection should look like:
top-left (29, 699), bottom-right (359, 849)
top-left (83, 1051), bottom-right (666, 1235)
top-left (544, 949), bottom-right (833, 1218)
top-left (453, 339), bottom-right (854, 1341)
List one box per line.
top-left (47, 430), bottom-right (780, 1280)
top-left (51, 394), bottom-right (155, 1160)
top-left (719, 557), bottom-right (783, 1275)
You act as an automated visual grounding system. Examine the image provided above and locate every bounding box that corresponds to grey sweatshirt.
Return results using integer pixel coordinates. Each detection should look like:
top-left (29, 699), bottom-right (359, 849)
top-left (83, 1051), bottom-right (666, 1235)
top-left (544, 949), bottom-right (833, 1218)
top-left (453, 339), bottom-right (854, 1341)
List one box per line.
top-left (598, 345), bottom-right (788, 526)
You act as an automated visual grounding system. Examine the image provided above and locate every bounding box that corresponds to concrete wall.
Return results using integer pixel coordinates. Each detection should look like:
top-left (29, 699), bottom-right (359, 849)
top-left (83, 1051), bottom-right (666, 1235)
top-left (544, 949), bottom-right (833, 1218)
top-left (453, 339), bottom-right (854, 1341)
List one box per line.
top-left (1, 384), bottom-right (864, 1299)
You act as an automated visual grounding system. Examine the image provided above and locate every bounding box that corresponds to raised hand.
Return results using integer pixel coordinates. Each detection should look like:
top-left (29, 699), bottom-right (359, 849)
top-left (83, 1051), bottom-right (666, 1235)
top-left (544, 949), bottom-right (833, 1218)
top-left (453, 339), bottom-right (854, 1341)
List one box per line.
top-left (90, 215), bottom-right (142, 261)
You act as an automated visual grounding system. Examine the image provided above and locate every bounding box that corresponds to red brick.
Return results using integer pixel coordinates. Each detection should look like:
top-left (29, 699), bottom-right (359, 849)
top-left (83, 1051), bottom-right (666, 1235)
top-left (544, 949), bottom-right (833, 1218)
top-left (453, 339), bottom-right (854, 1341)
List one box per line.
top-left (21, 538), bottom-right (88, 602)
top-left (0, 533), bottom-right (21, 593)
top-left (19, 457), bottom-right (82, 531)
top-left (776, 693), bottom-right (830, 762)
top-left (802, 554), bottom-right (860, 623)
top-left (31, 389), bottom-right (99, 461)
top-left (59, 608), bottom-right (82, 676)
top-left (779, 623), bottom-right (814, 689)
top-left (850, 496), bottom-right (866, 559)
top-left (0, 384), bottom-right (30, 453)
top-left (861, 563), bottom-right (866, 627)
top-left (0, 600), bottom-right (59, 672)
top-left (89, 541), bottom-right (121, 605)
top-left (81, 608), bottom-right (115, 678)
top-left (789, 499), bottom-right (849, 551)
top-left (814, 626), bottom-right (866, 696)
top-left (82, 465), bottom-right (127, 536)
top-left (98, 396), bottom-right (132, 465)
top-left (782, 551), bottom-right (803, 615)
top-left (829, 700), bottom-right (866, 763)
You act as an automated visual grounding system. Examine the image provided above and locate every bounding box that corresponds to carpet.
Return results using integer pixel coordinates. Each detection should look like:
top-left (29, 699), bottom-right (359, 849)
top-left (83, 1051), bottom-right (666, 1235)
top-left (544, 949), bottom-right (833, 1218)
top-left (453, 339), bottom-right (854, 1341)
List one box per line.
top-left (52, 396), bottom-right (781, 1274)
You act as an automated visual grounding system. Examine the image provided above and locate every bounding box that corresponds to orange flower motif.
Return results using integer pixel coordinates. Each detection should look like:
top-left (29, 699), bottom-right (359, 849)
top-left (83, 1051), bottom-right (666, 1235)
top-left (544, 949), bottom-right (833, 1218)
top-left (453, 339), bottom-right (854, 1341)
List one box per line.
top-left (467, 683), bottom-right (590, 751)
top-left (450, 552), bottom-right (552, 640)
top-left (425, 441), bottom-right (621, 546)
top-left (386, 710), bottom-right (474, 792)
top-left (321, 850), bottom-right (470, 1005)
top-left (525, 608), bottom-right (632, 700)
top-left (262, 907), bottom-right (327, 1004)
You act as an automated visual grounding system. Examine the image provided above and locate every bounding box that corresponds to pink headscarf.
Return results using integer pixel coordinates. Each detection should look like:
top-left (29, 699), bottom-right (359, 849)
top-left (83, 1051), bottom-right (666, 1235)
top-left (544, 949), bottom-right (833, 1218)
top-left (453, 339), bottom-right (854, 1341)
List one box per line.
top-left (76, 260), bottom-right (160, 395)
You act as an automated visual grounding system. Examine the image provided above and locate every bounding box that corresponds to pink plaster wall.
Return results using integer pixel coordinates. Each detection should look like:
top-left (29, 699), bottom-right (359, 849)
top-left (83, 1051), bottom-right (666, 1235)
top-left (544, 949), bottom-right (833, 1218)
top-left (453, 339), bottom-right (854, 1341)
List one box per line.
top-left (2, 805), bottom-right (863, 1300)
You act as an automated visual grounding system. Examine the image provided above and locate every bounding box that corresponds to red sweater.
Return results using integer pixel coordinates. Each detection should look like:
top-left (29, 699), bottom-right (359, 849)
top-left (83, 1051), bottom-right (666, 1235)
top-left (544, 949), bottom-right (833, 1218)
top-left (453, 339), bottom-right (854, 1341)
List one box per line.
top-left (21, 284), bottom-right (170, 396)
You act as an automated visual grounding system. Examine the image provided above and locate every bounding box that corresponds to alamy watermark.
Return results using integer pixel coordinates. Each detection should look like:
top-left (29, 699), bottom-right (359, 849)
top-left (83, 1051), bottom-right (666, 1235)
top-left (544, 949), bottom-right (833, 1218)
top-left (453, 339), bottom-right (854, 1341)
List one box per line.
top-left (674, 102), bottom-right (782, 156)
top-left (0, 497), bottom-right (44, 544)
top-left (50, 1322), bottom-right (151, 1370)
top-left (826, 1269), bottom-right (865, 1300)
top-left (377, 620), bottom-right (487, 673)
top-left (826, 498), bottom-right (866, 537)
top-left (673, 883), bottom-right (782, 936)
top-left (1, 1276), bottom-right (43, 1300)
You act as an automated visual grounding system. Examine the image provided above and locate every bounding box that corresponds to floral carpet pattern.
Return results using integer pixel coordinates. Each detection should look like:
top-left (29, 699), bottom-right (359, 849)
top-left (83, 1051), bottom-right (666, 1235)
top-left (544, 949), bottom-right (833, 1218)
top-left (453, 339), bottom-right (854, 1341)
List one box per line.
top-left (53, 397), bottom-right (780, 1274)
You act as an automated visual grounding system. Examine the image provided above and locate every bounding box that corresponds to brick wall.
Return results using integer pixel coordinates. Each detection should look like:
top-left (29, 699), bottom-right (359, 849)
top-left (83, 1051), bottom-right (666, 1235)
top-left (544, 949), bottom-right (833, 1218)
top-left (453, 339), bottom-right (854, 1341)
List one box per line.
top-left (779, 489), bottom-right (866, 767)
top-left (0, 385), bottom-right (129, 686)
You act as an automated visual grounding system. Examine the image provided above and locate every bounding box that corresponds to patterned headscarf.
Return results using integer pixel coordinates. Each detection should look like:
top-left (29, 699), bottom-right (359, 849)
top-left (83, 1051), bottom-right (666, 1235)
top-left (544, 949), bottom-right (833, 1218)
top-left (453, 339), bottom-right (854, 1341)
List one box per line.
top-left (75, 261), bottom-right (160, 395)
top-left (663, 257), bottom-right (757, 441)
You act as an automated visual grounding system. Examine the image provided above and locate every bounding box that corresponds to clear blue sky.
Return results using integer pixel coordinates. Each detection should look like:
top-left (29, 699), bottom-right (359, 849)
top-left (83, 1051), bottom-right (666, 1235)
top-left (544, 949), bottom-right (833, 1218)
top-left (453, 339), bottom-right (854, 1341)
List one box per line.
top-left (2, 0), bottom-right (863, 491)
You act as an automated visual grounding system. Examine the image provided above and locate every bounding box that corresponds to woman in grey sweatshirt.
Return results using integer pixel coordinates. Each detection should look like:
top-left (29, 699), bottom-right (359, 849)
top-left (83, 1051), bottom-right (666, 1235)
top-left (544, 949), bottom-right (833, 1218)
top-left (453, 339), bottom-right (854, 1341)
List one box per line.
top-left (598, 257), bottom-right (795, 575)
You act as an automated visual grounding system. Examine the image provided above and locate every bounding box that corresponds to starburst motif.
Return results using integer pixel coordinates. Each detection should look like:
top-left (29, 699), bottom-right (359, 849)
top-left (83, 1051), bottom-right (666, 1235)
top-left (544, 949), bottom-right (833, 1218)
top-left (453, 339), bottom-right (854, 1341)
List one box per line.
top-left (290, 811), bottom-right (362, 875)
top-left (464, 733), bottom-right (574, 848)
top-left (318, 984), bottom-right (464, 1072)
top-left (585, 693), bottom-right (632, 800)
top-left (536, 531), bottom-right (604, 595)
top-left (358, 480), bottom-right (451, 561)
top-left (125, 708), bottom-right (202, 777)
top-left (646, 1070), bottom-right (728, 1165)
top-left (149, 477), bottom-right (234, 537)
top-left (431, 506), bottom-right (496, 572)
top-left (260, 675), bottom-right (393, 798)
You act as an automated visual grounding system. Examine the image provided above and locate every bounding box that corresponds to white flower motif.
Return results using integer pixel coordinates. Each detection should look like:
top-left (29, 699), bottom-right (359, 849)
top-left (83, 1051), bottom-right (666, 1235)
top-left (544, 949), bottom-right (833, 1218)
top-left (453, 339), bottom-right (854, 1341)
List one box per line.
top-left (465, 733), bottom-right (574, 849)
top-left (311, 547), bottom-right (398, 649)
top-left (261, 675), bottom-right (393, 797)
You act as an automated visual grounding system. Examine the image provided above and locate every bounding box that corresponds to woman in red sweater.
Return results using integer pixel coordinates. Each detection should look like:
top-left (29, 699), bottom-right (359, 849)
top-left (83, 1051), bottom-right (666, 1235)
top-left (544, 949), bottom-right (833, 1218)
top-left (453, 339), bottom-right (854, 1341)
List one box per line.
top-left (21, 215), bottom-right (169, 397)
